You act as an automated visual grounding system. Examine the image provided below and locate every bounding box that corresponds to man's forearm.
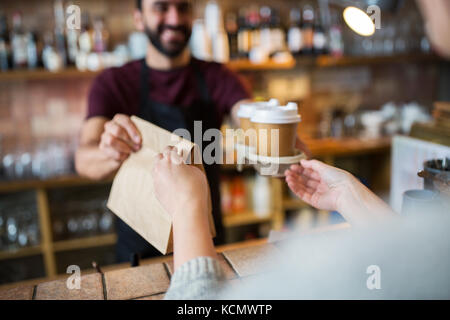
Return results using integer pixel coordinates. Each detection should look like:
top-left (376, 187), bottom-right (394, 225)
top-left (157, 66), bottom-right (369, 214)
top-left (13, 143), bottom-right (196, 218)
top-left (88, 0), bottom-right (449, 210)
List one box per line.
top-left (75, 145), bottom-right (120, 180)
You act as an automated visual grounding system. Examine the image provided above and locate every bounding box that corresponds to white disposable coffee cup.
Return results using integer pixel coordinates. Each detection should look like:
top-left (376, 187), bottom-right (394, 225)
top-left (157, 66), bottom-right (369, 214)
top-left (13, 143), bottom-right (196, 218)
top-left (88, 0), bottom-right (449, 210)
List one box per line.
top-left (251, 102), bottom-right (301, 157)
top-left (237, 99), bottom-right (280, 147)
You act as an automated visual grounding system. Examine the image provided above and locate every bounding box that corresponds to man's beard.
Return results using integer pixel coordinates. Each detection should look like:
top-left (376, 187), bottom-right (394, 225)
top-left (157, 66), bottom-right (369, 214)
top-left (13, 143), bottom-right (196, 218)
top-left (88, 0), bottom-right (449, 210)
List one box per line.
top-left (144, 24), bottom-right (192, 58)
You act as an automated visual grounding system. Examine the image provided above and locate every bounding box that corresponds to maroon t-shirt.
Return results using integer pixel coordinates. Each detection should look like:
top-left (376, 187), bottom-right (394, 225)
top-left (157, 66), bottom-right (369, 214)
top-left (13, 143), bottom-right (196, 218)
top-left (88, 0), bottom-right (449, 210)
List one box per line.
top-left (87, 58), bottom-right (251, 126)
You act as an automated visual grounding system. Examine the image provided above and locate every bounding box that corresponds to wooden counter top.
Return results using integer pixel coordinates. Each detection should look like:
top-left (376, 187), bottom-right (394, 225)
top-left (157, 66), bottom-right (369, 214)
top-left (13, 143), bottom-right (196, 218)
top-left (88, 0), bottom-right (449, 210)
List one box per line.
top-left (0, 224), bottom-right (350, 300)
top-left (0, 238), bottom-right (268, 300)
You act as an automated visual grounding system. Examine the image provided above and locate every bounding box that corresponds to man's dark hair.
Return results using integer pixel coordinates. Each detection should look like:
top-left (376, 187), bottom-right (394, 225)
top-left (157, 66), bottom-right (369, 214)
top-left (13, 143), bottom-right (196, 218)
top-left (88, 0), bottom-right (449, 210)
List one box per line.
top-left (136, 0), bottom-right (142, 10)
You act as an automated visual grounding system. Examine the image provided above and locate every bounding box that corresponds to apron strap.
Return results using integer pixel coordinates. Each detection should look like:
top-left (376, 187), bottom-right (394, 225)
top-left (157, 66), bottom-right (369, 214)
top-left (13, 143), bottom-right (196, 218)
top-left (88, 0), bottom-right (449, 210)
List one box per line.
top-left (139, 58), bottom-right (212, 118)
top-left (191, 60), bottom-right (212, 104)
top-left (139, 58), bottom-right (151, 121)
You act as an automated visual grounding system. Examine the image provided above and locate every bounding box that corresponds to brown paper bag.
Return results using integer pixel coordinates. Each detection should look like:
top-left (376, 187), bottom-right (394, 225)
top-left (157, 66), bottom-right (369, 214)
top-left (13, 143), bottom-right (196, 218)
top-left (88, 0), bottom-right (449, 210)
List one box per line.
top-left (107, 116), bottom-right (216, 254)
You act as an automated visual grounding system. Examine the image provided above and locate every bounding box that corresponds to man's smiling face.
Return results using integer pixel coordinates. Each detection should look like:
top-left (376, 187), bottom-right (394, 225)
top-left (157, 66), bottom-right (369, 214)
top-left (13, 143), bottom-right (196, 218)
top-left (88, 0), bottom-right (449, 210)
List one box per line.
top-left (136, 0), bottom-right (193, 58)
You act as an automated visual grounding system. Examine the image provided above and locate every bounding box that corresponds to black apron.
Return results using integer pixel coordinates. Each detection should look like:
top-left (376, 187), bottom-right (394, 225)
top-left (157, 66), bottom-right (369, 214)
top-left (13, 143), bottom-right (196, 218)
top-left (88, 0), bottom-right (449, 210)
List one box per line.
top-left (115, 59), bottom-right (224, 262)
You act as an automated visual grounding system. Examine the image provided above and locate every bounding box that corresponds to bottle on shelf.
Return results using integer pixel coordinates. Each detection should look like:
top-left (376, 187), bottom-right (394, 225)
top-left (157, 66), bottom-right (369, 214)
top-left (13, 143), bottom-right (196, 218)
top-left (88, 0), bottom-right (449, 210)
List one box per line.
top-left (300, 5), bottom-right (314, 55)
top-left (220, 176), bottom-right (233, 214)
top-left (92, 16), bottom-right (109, 53)
top-left (231, 176), bottom-right (247, 213)
top-left (328, 12), bottom-right (344, 57)
top-left (288, 8), bottom-right (303, 56)
top-left (0, 13), bottom-right (10, 71)
top-left (26, 32), bottom-right (38, 69)
top-left (313, 10), bottom-right (328, 55)
top-left (42, 32), bottom-right (64, 72)
top-left (78, 13), bottom-right (93, 54)
top-left (225, 12), bottom-right (239, 60)
top-left (237, 8), bottom-right (251, 58)
top-left (248, 5), bottom-right (261, 55)
top-left (252, 175), bottom-right (271, 218)
top-left (54, 0), bottom-right (67, 67)
top-left (258, 6), bottom-right (272, 55)
top-left (10, 11), bottom-right (28, 69)
top-left (267, 7), bottom-right (286, 55)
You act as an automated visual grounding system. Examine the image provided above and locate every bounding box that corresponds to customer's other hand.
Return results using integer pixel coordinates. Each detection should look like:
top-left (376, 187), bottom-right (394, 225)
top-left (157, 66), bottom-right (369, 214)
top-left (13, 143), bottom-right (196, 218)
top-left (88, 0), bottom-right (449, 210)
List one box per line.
top-left (153, 146), bottom-right (209, 218)
top-left (285, 159), bottom-right (352, 212)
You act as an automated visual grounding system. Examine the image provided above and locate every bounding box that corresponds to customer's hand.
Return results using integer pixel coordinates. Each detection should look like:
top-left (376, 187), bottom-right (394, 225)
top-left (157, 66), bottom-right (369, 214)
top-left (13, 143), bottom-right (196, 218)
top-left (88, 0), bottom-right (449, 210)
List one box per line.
top-left (285, 159), bottom-right (352, 212)
top-left (285, 159), bottom-right (397, 227)
top-left (153, 146), bottom-right (209, 218)
top-left (99, 114), bottom-right (142, 163)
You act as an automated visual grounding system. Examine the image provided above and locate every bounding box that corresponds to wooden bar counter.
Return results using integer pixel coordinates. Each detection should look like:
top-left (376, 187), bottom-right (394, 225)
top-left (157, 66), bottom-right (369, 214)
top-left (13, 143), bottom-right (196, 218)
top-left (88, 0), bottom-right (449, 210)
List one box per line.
top-left (0, 224), bottom-right (350, 300)
top-left (0, 238), bottom-right (269, 300)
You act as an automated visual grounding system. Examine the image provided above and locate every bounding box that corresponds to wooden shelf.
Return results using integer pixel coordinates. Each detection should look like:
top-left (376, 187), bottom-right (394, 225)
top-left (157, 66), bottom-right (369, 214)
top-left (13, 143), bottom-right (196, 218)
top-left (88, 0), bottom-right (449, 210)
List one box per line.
top-left (0, 245), bottom-right (42, 261)
top-left (0, 67), bottom-right (100, 82)
top-left (53, 233), bottom-right (117, 252)
top-left (0, 54), bottom-right (441, 82)
top-left (0, 175), bottom-right (112, 194)
top-left (283, 198), bottom-right (308, 210)
top-left (307, 137), bottom-right (392, 158)
top-left (315, 53), bottom-right (442, 68)
top-left (223, 211), bottom-right (272, 227)
top-left (227, 58), bottom-right (296, 71)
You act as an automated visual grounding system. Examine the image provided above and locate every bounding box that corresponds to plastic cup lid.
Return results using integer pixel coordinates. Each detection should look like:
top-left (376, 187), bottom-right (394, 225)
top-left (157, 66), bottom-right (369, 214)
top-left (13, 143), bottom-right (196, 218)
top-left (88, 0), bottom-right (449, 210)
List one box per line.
top-left (250, 102), bottom-right (301, 124)
top-left (237, 99), bottom-right (280, 118)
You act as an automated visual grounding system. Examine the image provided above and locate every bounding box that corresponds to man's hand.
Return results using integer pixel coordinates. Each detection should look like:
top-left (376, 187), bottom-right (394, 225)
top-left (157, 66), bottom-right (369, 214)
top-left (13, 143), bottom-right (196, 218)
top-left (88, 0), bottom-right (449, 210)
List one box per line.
top-left (99, 114), bottom-right (142, 163)
top-left (152, 146), bottom-right (209, 219)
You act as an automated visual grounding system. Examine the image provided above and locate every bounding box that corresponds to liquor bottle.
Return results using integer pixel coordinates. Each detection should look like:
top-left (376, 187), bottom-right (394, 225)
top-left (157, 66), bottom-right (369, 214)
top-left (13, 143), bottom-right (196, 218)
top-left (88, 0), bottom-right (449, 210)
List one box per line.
top-left (42, 32), bottom-right (63, 72)
top-left (259, 6), bottom-right (272, 54)
top-left (287, 8), bottom-right (302, 55)
top-left (270, 7), bottom-right (285, 54)
top-left (237, 8), bottom-right (251, 58)
top-left (66, 27), bottom-right (79, 65)
top-left (225, 12), bottom-right (239, 59)
top-left (78, 13), bottom-right (92, 53)
top-left (313, 11), bottom-right (328, 55)
top-left (54, 0), bottom-right (67, 66)
top-left (231, 176), bottom-right (246, 213)
top-left (92, 16), bottom-right (108, 53)
top-left (300, 5), bottom-right (314, 55)
top-left (0, 13), bottom-right (9, 71)
top-left (10, 11), bottom-right (28, 69)
top-left (248, 6), bottom-right (261, 53)
top-left (26, 32), bottom-right (38, 69)
top-left (328, 12), bottom-right (344, 57)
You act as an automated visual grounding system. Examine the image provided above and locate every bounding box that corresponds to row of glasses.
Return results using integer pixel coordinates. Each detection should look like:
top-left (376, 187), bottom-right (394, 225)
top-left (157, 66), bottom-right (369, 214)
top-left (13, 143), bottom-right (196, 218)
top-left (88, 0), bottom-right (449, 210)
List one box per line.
top-left (52, 199), bottom-right (114, 241)
top-left (0, 193), bottom-right (40, 251)
top-left (346, 14), bottom-right (431, 57)
top-left (1, 138), bottom-right (77, 181)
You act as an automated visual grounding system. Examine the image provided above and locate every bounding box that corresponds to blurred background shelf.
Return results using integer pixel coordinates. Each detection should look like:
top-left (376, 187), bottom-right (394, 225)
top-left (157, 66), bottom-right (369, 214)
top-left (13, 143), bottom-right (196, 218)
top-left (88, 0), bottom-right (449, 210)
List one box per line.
top-left (1, 0), bottom-right (446, 287)
top-left (0, 175), bottom-right (112, 194)
top-left (0, 245), bottom-right (42, 261)
top-left (283, 198), bottom-right (308, 210)
top-left (52, 233), bottom-right (117, 252)
top-left (0, 54), bottom-right (442, 82)
top-left (223, 211), bottom-right (273, 227)
top-left (315, 53), bottom-right (443, 68)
